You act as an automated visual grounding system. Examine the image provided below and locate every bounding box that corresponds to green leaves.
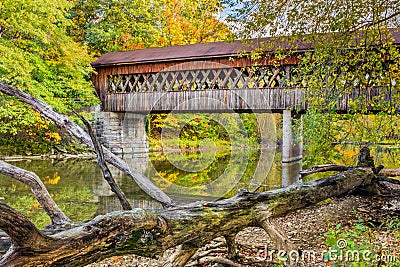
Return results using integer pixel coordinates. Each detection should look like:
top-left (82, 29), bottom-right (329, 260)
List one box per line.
top-left (69, 0), bottom-right (161, 55)
top-left (0, 0), bottom-right (98, 154)
top-left (225, 0), bottom-right (400, 160)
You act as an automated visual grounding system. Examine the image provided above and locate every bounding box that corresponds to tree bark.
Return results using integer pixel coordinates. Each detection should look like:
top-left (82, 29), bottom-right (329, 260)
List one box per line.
top-left (0, 168), bottom-right (382, 266)
top-left (0, 82), bottom-right (173, 206)
top-left (380, 168), bottom-right (400, 177)
top-left (301, 165), bottom-right (400, 178)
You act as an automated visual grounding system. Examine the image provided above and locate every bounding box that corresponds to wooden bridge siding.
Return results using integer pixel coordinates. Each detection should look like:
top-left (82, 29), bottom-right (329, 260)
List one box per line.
top-left (335, 87), bottom-right (395, 111)
top-left (104, 88), bottom-right (307, 113)
top-left (92, 56), bottom-right (300, 108)
top-left (104, 87), bottom-right (395, 113)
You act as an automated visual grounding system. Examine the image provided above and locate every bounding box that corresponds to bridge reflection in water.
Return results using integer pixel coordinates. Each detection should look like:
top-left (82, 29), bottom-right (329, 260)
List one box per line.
top-left (93, 150), bottom-right (301, 214)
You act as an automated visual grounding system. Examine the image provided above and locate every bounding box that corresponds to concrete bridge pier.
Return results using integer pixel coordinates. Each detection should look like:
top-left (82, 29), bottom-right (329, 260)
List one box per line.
top-left (95, 112), bottom-right (149, 156)
top-left (282, 110), bottom-right (302, 186)
top-left (282, 110), bottom-right (303, 163)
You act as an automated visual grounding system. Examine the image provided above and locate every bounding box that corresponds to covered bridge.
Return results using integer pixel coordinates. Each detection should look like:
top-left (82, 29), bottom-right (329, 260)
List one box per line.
top-left (91, 29), bottom-right (400, 114)
top-left (91, 36), bottom-right (311, 113)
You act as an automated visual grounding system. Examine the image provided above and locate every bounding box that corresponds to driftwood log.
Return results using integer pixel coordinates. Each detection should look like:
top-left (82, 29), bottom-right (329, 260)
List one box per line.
top-left (0, 161), bottom-right (71, 226)
top-left (0, 82), bottom-right (399, 266)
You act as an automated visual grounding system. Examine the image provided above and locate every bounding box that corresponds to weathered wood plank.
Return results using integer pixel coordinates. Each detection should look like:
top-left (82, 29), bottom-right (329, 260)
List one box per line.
top-left (105, 88), bottom-right (306, 113)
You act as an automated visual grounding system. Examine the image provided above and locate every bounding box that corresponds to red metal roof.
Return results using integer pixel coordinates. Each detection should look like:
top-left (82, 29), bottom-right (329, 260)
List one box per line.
top-left (91, 29), bottom-right (400, 67)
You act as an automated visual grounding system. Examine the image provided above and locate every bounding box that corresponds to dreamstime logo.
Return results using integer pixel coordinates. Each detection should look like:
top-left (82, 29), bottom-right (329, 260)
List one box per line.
top-left (123, 61), bottom-right (277, 202)
top-left (256, 239), bottom-right (398, 265)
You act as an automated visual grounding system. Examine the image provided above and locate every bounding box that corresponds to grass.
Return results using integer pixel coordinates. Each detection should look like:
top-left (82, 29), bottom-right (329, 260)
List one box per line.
top-left (324, 218), bottom-right (400, 266)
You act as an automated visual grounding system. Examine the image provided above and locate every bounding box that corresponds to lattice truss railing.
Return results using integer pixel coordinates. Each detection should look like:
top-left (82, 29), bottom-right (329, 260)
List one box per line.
top-left (107, 65), bottom-right (301, 93)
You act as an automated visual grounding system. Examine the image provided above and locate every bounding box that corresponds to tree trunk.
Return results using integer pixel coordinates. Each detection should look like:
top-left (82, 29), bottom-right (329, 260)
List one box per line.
top-left (0, 168), bottom-right (383, 267)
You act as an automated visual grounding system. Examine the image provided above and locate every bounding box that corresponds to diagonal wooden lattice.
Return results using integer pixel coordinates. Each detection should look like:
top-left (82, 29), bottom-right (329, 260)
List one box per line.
top-left (107, 66), bottom-right (299, 93)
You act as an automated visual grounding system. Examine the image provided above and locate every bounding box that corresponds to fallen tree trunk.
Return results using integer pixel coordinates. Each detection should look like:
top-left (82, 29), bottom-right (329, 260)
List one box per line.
top-left (0, 82), bottom-right (173, 206)
top-left (0, 168), bottom-right (386, 267)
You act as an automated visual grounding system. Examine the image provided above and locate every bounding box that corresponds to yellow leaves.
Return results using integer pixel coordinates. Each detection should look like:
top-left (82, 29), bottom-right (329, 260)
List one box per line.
top-left (44, 131), bottom-right (62, 143)
top-left (45, 172), bottom-right (61, 185)
top-left (158, 0), bottom-right (231, 46)
top-left (31, 200), bottom-right (41, 209)
top-left (25, 129), bottom-right (36, 136)
top-left (167, 173), bottom-right (178, 183)
top-left (343, 150), bottom-right (357, 158)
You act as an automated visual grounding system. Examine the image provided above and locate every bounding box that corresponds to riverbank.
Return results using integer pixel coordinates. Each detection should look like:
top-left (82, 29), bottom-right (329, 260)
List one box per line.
top-left (86, 190), bottom-right (400, 267)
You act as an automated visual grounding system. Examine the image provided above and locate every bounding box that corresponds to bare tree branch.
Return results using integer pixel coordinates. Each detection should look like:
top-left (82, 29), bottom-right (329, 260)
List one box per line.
top-left (74, 111), bottom-right (132, 210)
top-left (300, 164), bottom-right (353, 178)
top-left (162, 245), bottom-right (198, 267)
top-left (0, 160), bottom-right (71, 226)
top-left (380, 168), bottom-right (400, 177)
top-left (377, 176), bottom-right (400, 185)
top-left (349, 11), bottom-right (400, 33)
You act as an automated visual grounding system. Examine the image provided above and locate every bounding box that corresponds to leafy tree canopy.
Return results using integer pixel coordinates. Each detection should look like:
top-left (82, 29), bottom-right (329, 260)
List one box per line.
top-left (224, 0), bottom-right (400, 164)
top-left (68, 0), bottom-right (161, 55)
top-left (0, 0), bottom-right (233, 155)
top-left (69, 0), bottom-right (233, 55)
top-left (0, 0), bottom-right (97, 154)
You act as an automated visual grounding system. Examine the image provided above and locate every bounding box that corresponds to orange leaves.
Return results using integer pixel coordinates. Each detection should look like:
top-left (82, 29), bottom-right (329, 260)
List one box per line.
top-left (43, 131), bottom-right (61, 143)
top-left (158, 0), bottom-right (232, 46)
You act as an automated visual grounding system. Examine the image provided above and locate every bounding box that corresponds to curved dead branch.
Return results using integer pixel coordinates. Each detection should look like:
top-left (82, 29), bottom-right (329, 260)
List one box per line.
top-left (74, 111), bottom-right (132, 210)
top-left (300, 164), bottom-right (353, 178)
top-left (0, 160), bottom-right (71, 225)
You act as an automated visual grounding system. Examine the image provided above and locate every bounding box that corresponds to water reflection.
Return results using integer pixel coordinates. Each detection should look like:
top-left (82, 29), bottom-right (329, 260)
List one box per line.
top-left (145, 148), bottom-right (280, 201)
top-left (282, 162), bottom-right (302, 187)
